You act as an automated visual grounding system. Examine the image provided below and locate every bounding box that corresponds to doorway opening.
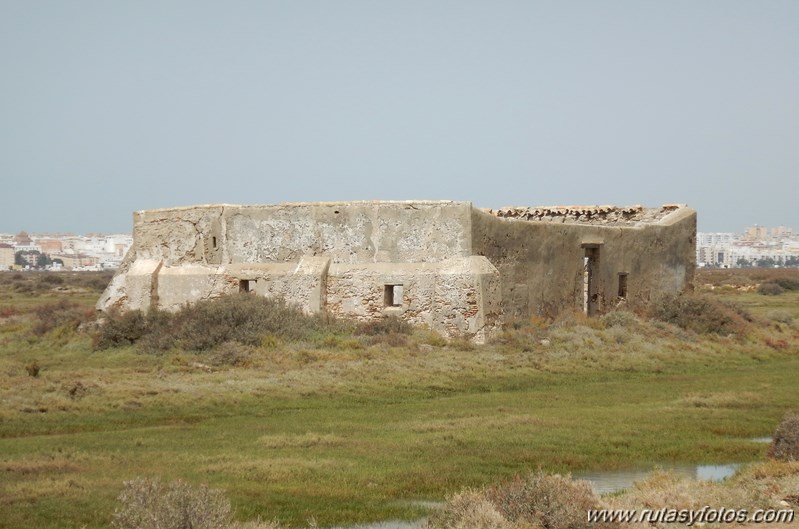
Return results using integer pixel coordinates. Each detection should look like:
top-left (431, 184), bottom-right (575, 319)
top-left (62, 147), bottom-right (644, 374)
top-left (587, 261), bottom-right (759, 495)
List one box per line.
top-left (582, 244), bottom-right (601, 315)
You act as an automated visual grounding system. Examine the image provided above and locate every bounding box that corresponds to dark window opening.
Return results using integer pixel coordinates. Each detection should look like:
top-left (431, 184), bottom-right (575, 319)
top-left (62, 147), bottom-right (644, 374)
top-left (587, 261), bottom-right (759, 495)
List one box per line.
top-left (618, 273), bottom-right (628, 299)
top-left (239, 280), bottom-right (255, 293)
top-left (212, 236), bottom-right (217, 249)
top-left (384, 284), bottom-right (403, 307)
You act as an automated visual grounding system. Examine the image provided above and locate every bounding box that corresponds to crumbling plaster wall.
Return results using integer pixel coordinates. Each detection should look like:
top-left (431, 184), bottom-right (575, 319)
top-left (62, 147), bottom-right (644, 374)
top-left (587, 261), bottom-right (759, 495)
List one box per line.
top-left (224, 202), bottom-right (472, 264)
top-left (125, 201), bottom-right (472, 267)
top-left (470, 206), bottom-right (696, 319)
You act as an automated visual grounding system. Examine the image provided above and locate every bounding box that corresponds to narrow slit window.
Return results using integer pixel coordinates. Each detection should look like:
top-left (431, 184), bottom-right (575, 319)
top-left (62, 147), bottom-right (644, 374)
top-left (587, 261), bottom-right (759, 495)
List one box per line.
top-left (618, 273), bottom-right (628, 299)
top-left (212, 236), bottom-right (218, 249)
top-left (384, 284), bottom-right (403, 307)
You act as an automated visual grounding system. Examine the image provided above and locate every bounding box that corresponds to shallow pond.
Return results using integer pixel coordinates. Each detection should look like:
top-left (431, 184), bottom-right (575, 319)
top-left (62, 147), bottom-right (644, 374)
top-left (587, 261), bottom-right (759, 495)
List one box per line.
top-left (574, 463), bottom-right (741, 495)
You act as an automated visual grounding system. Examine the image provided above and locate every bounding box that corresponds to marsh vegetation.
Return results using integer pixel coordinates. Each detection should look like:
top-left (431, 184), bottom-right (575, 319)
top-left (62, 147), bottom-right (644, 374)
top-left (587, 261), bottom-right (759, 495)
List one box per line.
top-left (0, 269), bottom-right (798, 528)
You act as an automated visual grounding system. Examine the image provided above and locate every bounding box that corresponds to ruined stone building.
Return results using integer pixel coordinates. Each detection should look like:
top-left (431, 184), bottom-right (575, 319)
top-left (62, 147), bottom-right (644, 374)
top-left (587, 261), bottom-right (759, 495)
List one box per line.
top-left (98, 201), bottom-right (696, 342)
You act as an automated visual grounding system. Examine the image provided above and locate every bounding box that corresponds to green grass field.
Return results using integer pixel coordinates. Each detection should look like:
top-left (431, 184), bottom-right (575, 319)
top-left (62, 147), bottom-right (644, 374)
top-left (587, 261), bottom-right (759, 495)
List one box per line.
top-left (1, 270), bottom-right (798, 528)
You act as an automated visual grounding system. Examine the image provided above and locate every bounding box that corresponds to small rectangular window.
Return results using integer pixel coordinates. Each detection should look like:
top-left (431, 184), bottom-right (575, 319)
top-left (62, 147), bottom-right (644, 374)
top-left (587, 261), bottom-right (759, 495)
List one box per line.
top-left (239, 279), bottom-right (255, 293)
top-left (618, 273), bottom-right (628, 299)
top-left (384, 284), bottom-right (403, 307)
top-left (212, 236), bottom-right (218, 249)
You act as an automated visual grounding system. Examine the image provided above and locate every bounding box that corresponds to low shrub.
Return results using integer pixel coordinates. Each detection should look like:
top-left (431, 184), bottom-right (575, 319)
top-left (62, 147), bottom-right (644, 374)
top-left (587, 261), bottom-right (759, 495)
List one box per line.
top-left (40, 273), bottom-right (64, 285)
top-left (355, 315), bottom-right (413, 336)
top-left (31, 299), bottom-right (94, 336)
top-left (768, 414), bottom-right (799, 461)
top-left (79, 272), bottom-right (113, 292)
top-left (552, 311), bottom-right (605, 330)
top-left (600, 310), bottom-right (639, 328)
top-left (491, 318), bottom-right (549, 352)
top-left (758, 281), bottom-right (785, 296)
top-left (25, 360), bottom-right (40, 377)
top-left (171, 294), bottom-right (336, 351)
top-left (651, 293), bottom-right (751, 335)
top-left (112, 477), bottom-right (233, 529)
top-left (482, 472), bottom-right (609, 529)
top-left (209, 342), bottom-right (256, 367)
top-left (773, 277), bottom-right (799, 291)
top-left (97, 294), bottom-right (352, 353)
top-left (767, 310), bottom-right (795, 325)
top-left (112, 477), bottom-right (286, 529)
top-left (490, 330), bottom-right (538, 352)
top-left (427, 490), bottom-right (510, 529)
top-left (95, 310), bottom-right (156, 350)
top-left (13, 281), bottom-right (34, 294)
top-left (429, 472), bottom-right (613, 529)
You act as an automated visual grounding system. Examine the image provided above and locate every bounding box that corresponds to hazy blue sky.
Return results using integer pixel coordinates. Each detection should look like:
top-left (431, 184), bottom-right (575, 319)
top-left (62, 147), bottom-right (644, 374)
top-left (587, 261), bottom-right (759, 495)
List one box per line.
top-left (2, 1), bottom-right (797, 234)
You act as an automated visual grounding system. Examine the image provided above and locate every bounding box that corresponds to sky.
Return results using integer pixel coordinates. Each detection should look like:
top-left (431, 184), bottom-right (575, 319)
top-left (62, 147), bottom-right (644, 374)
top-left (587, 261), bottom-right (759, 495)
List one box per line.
top-left (1, 1), bottom-right (797, 234)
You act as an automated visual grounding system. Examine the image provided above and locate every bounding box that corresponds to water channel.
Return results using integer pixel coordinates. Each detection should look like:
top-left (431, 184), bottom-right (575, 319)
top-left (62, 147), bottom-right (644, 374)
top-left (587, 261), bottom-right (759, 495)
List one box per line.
top-left (335, 438), bottom-right (772, 529)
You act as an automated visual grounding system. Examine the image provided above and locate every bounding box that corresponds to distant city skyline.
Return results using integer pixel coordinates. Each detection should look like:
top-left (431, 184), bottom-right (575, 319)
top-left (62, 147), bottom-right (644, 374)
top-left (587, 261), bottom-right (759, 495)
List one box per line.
top-left (3, 1), bottom-right (798, 234)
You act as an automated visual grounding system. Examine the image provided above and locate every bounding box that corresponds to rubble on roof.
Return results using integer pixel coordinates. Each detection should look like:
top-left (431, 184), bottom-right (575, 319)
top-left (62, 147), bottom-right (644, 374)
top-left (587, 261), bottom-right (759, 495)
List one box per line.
top-left (484, 204), bottom-right (685, 226)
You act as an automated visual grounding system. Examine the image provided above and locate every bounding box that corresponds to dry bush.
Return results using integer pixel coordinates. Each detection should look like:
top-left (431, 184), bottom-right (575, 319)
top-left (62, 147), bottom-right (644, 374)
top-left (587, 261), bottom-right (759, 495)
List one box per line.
top-left (112, 477), bottom-right (233, 529)
top-left (96, 294), bottom-right (352, 353)
top-left (552, 311), bottom-right (606, 330)
top-left (758, 281), bottom-right (785, 295)
top-left (355, 315), bottom-right (413, 336)
top-left (600, 310), bottom-right (639, 328)
top-left (651, 293), bottom-right (752, 335)
top-left (169, 294), bottom-right (349, 351)
top-left (95, 310), bottom-right (146, 349)
top-left (73, 271), bottom-right (114, 292)
top-left (209, 342), bottom-right (256, 367)
top-left (773, 277), bottom-right (799, 291)
top-left (757, 276), bottom-right (799, 296)
top-left (447, 337), bottom-right (476, 351)
top-left (31, 299), bottom-right (94, 336)
top-left (768, 414), bottom-right (799, 461)
top-left (482, 472), bottom-right (609, 529)
top-left (40, 273), bottom-right (64, 285)
top-left (426, 490), bottom-right (511, 529)
top-left (491, 317), bottom-right (549, 352)
top-left (25, 360), bottom-right (40, 377)
top-left (768, 310), bottom-right (795, 325)
top-left (605, 469), bottom-right (771, 523)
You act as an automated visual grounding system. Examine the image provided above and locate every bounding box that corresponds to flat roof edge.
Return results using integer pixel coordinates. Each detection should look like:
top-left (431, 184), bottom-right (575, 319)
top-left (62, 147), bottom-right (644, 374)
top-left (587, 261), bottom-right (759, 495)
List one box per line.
top-left (136, 200), bottom-right (471, 215)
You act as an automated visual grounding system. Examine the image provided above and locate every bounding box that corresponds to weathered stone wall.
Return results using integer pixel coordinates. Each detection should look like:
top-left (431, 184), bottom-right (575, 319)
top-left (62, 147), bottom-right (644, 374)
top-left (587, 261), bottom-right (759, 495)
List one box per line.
top-left (123, 201), bottom-right (472, 268)
top-left (471, 205), bottom-right (696, 319)
top-left (325, 257), bottom-right (501, 342)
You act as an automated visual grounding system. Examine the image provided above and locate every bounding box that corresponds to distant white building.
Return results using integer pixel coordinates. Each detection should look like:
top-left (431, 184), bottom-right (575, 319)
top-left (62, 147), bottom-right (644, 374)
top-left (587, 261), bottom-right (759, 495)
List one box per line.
top-left (697, 225), bottom-right (799, 267)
